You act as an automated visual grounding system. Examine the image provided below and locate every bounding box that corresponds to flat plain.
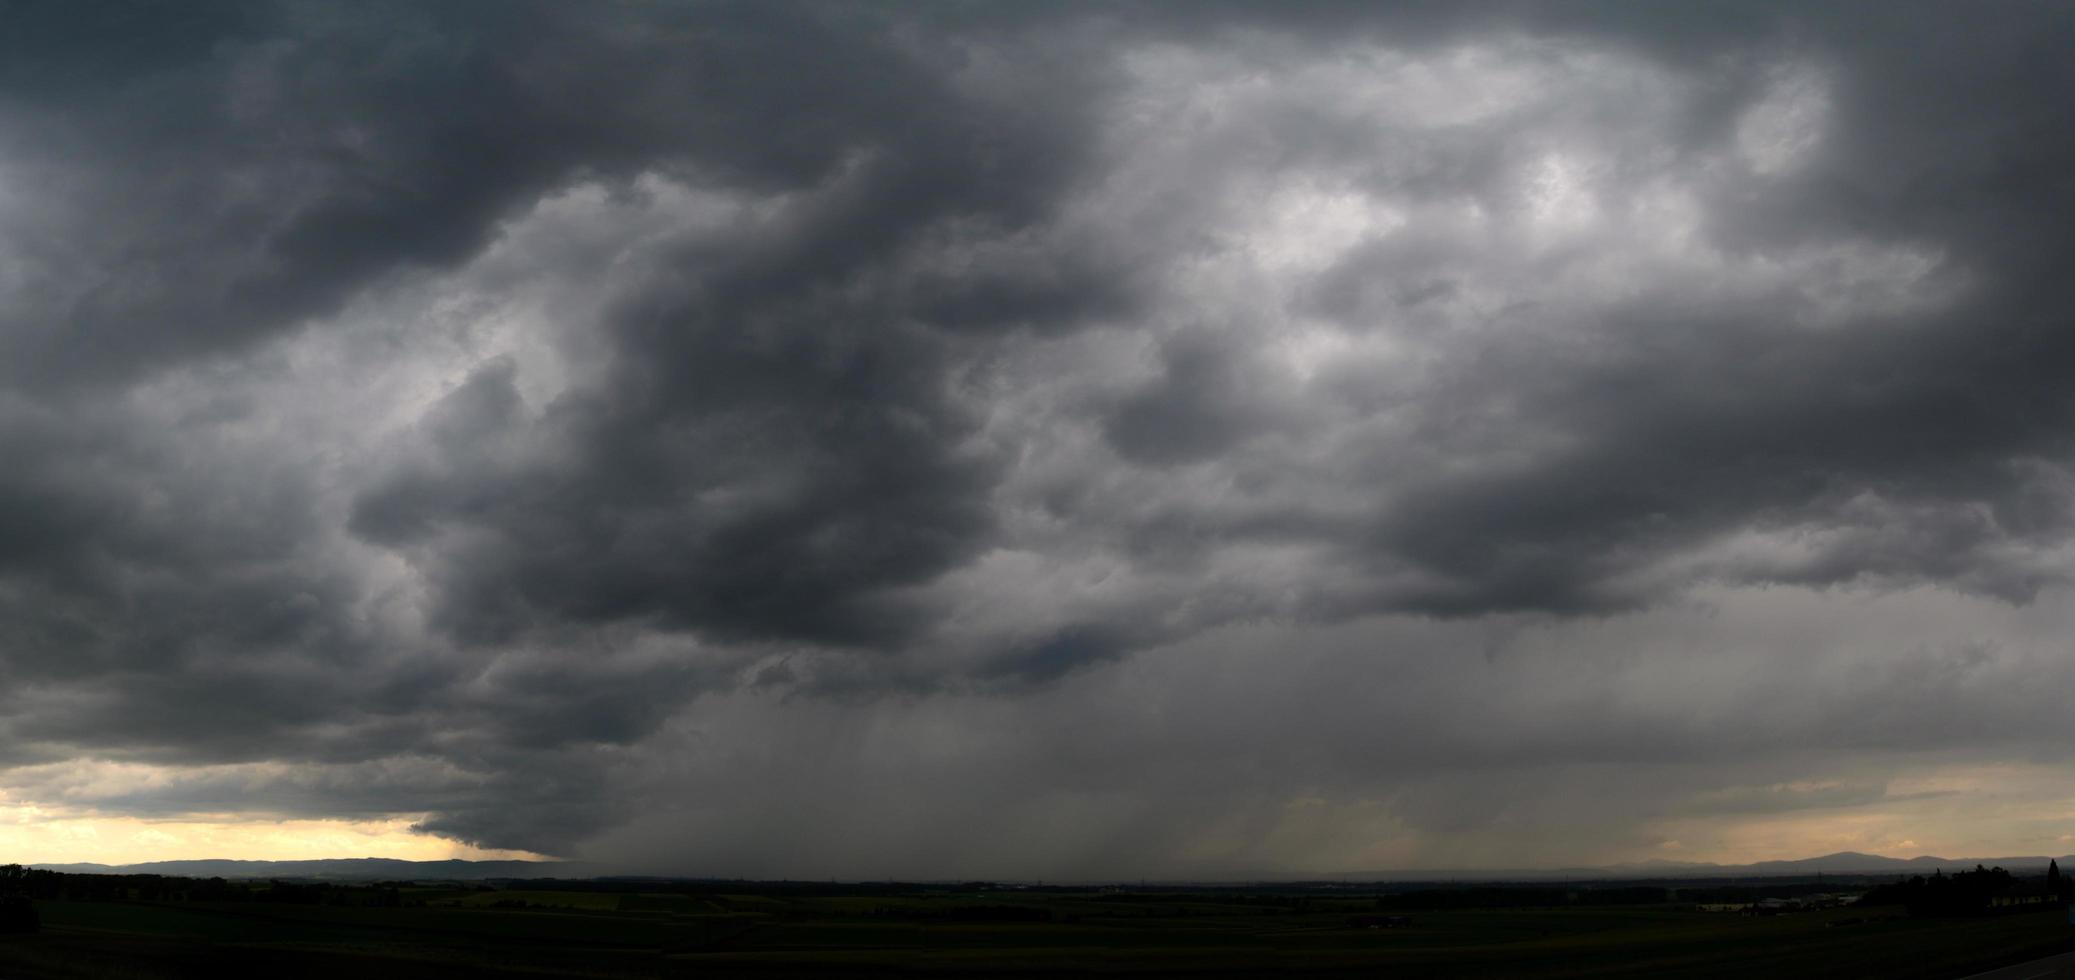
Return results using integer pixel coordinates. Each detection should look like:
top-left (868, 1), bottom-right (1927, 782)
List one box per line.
top-left (0, 884), bottom-right (2070, 978)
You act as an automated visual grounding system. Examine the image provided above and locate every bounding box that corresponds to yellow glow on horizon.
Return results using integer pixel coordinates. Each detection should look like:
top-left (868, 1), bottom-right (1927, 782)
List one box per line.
top-left (0, 757), bottom-right (550, 866)
top-left (0, 810), bottom-right (547, 866)
top-left (1646, 761), bottom-right (2075, 867)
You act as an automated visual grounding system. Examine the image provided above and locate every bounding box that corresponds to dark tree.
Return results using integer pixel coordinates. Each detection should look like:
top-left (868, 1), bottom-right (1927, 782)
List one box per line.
top-left (1858, 865), bottom-right (2018, 916)
top-left (0, 895), bottom-right (35, 934)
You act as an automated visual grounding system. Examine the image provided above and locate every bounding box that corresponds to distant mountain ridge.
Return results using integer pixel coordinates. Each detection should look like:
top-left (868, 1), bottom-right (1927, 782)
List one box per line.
top-left (1337, 851), bottom-right (2075, 882)
top-left (1608, 850), bottom-right (2071, 876)
top-left (27, 858), bottom-right (592, 880)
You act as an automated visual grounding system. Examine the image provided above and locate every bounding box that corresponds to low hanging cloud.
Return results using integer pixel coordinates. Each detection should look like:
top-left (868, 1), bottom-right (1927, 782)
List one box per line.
top-left (2, 1), bottom-right (2074, 870)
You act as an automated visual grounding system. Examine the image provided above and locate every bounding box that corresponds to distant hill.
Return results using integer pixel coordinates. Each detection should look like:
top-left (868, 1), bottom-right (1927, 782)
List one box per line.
top-left (27, 858), bottom-right (592, 881)
top-left (1337, 851), bottom-right (2075, 882)
top-left (1725, 851), bottom-right (2065, 876)
top-left (1602, 851), bottom-right (2069, 877)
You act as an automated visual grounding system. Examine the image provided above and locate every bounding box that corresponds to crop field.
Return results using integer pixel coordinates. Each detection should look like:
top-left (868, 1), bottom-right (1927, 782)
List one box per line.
top-left (0, 884), bottom-right (2070, 978)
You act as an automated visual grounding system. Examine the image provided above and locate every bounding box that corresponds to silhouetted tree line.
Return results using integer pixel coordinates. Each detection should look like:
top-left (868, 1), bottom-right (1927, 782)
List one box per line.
top-left (0, 864), bottom-right (39, 932)
top-left (1856, 865), bottom-right (2058, 916)
top-left (0, 865), bottom-right (402, 908)
top-left (1371, 886), bottom-right (1675, 910)
top-left (1361, 881), bottom-right (1884, 911)
top-left (0, 893), bottom-right (34, 934)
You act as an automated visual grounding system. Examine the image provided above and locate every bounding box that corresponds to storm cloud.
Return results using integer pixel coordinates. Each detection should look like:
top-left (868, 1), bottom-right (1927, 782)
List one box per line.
top-left (3, 0), bottom-right (2075, 871)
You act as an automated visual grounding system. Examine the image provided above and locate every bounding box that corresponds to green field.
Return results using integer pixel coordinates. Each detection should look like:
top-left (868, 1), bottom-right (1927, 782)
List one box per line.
top-left (0, 885), bottom-right (2070, 978)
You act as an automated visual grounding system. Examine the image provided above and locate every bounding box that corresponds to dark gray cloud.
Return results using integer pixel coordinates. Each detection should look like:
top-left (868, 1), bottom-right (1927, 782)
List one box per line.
top-left (2, 1), bottom-right (2075, 869)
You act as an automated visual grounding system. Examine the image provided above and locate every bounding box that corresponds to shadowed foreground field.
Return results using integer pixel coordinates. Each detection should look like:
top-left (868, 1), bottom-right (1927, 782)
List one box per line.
top-left (1, 883), bottom-right (2071, 978)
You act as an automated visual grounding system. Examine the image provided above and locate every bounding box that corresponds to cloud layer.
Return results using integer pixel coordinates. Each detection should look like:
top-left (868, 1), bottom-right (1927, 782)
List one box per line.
top-left (3, 1), bottom-right (2075, 871)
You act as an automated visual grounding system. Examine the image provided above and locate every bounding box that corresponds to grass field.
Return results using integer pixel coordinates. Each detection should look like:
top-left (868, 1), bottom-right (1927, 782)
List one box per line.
top-left (0, 886), bottom-right (2069, 978)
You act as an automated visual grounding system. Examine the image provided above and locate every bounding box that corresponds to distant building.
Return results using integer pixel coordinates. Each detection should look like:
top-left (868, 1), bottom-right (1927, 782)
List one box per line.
top-left (1990, 882), bottom-right (2057, 909)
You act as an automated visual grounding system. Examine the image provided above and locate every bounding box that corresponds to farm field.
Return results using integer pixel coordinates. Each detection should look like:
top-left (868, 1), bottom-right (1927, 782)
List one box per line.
top-left (0, 883), bottom-right (2071, 978)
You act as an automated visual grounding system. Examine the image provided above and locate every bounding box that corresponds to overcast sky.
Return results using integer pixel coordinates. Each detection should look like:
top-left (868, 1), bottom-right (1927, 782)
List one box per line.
top-left (3, 0), bottom-right (2075, 876)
